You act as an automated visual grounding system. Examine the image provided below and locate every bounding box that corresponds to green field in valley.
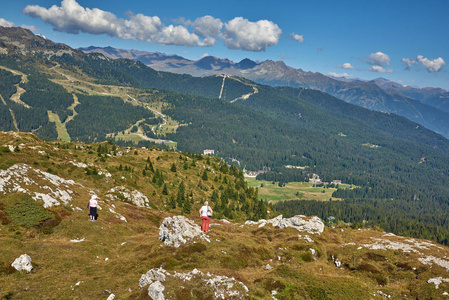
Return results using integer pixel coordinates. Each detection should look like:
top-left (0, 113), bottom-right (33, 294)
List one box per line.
top-left (245, 177), bottom-right (353, 202)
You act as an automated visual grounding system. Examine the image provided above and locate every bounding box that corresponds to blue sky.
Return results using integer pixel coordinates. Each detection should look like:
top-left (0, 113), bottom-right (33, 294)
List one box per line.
top-left (1, 0), bottom-right (448, 90)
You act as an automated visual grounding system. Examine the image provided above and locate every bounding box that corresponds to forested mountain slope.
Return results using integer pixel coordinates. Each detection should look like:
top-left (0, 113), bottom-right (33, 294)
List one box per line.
top-left (2, 26), bottom-right (449, 244)
top-left (82, 46), bottom-right (449, 138)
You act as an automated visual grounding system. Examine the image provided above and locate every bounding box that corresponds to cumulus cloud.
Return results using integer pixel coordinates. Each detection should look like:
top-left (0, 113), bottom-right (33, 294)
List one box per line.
top-left (328, 72), bottom-right (353, 78)
top-left (23, 0), bottom-right (282, 51)
top-left (401, 57), bottom-right (417, 70)
top-left (223, 17), bottom-right (282, 51)
top-left (193, 15), bottom-right (223, 46)
top-left (369, 66), bottom-right (394, 73)
top-left (367, 51), bottom-right (391, 66)
top-left (337, 63), bottom-right (354, 69)
top-left (288, 33), bottom-right (304, 43)
top-left (0, 18), bottom-right (14, 27)
top-left (417, 55), bottom-right (446, 73)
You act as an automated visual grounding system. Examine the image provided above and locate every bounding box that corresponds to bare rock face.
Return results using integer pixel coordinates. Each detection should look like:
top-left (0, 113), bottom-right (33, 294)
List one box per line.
top-left (11, 254), bottom-right (33, 272)
top-left (245, 215), bottom-right (325, 234)
top-left (159, 216), bottom-right (210, 248)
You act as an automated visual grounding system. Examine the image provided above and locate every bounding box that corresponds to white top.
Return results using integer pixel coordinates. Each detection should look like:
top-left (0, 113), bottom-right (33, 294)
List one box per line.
top-left (89, 197), bottom-right (98, 208)
top-left (200, 205), bottom-right (210, 217)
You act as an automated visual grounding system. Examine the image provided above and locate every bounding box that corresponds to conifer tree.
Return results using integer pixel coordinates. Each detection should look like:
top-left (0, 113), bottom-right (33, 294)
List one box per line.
top-left (202, 170), bottom-right (208, 181)
top-left (169, 195), bottom-right (176, 209)
top-left (162, 183), bottom-right (168, 195)
top-left (182, 196), bottom-right (191, 214)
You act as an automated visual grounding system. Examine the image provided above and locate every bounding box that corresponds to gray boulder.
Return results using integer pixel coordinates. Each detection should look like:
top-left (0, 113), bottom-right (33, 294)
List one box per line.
top-left (11, 254), bottom-right (33, 272)
top-left (159, 216), bottom-right (209, 248)
top-left (148, 281), bottom-right (165, 300)
top-left (139, 268), bottom-right (168, 289)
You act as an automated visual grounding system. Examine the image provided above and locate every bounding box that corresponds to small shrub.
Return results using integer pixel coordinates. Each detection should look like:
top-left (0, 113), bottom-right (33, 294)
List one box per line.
top-left (301, 251), bottom-right (314, 262)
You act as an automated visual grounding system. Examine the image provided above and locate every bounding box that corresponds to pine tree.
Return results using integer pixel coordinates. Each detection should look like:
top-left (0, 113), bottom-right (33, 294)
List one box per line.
top-left (162, 183), bottom-right (168, 195)
top-left (169, 195), bottom-right (176, 209)
top-left (171, 163), bottom-right (177, 172)
top-left (202, 170), bottom-right (208, 181)
top-left (182, 196), bottom-right (191, 214)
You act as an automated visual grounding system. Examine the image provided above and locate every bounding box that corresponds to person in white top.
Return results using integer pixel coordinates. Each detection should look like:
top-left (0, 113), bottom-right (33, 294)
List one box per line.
top-left (199, 200), bottom-right (213, 232)
top-left (89, 195), bottom-right (99, 221)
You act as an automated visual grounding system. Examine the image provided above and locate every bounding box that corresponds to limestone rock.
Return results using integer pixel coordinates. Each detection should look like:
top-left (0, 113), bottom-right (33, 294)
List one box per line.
top-left (11, 254), bottom-right (33, 272)
top-left (139, 268), bottom-right (168, 289)
top-left (159, 216), bottom-right (209, 248)
top-left (139, 268), bottom-right (249, 299)
top-left (106, 186), bottom-right (150, 207)
top-left (245, 215), bottom-right (325, 234)
top-left (148, 281), bottom-right (165, 300)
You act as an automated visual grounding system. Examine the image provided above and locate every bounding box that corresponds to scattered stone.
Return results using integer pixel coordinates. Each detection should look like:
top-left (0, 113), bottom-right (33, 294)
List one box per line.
top-left (70, 238), bottom-right (85, 243)
top-left (11, 254), bottom-right (33, 272)
top-left (159, 216), bottom-right (210, 248)
top-left (245, 215), bottom-right (325, 234)
top-left (140, 268), bottom-right (249, 299)
top-left (265, 264), bottom-right (273, 270)
top-left (428, 277), bottom-right (449, 289)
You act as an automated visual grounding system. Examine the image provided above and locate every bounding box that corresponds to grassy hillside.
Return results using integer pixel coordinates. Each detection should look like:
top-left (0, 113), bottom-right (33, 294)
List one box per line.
top-left (1, 133), bottom-right (449, 299)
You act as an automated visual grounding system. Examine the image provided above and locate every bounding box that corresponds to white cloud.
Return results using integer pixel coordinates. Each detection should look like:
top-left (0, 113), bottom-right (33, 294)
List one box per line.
top-left (369, 66), bottom-right (394, 73)
top-left (0, 18), bottom-right (14, 27)
top-left (159, 25), bottom-right (201, 46)
top-left (223, 17), bottom-right (282, 51)
top-left (288, 33), bottom-right (304, 43)
top-left (23, 0), bottom-right (282, 51)
top-left (368, 51), bottom-right (391, 66)
top-left (337, 63), bottom-right (354, 69)
top-left (328, 72), bottom-right (353, 78)
top-left (417, 55), bottom-right (446, 73)
top-left (401, 57), bottom-right (417, 70)
top-left (193, 16), bottom-right (223, 46)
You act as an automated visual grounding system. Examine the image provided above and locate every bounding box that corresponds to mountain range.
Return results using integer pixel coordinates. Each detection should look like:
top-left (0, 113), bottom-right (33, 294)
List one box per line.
top-left (81, 46), bottom-right (449, 138)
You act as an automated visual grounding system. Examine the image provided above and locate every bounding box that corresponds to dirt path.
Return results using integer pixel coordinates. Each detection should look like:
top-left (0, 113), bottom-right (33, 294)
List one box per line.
top-left (219, 75), bottom-right (226, 99)
top-left (9, 109), bottom-right (19, 131)
top-left (64, 94), bottom-right (80, 125)
top-left (228, 77), bottom-right (259, 103)
top-left (0, 66), bottom-right (30, 108)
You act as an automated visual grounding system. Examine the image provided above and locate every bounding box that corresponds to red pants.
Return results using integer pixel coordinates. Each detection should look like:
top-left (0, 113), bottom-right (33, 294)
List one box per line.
top-left (201, 216), bottom-right (210, 232)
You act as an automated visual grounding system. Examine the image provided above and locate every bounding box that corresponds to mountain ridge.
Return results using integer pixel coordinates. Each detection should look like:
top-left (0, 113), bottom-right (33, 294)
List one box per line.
top-left (80, 46), bottom-right (449, 138)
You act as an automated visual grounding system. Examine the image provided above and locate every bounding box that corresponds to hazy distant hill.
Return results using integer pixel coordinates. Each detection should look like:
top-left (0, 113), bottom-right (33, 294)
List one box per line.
top-left (81, 46), bottom-right (449, 138)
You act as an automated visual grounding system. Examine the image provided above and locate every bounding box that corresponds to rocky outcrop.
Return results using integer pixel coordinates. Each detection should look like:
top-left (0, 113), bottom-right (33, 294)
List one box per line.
top-left (139, 268), bottom-right (249, 300)
top-left (245, 215), bottom-right (325, 234)
top-left (159, 216), bottom-right (210, 248)
top-left (11, 254), bottom-right (33, 272)
top-left (106, 186), bottom-right (150, 207)
top-left (0, 163), bottom-right (80, 208)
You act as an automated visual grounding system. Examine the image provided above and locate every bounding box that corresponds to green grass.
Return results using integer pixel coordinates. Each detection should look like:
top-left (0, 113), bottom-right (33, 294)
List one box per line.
top-left (47, 111), bottom-right (71, 142)
top-left (245, 178), bottom-right (349, 202)
top-left (3, 194), bottom-right (58, 233)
